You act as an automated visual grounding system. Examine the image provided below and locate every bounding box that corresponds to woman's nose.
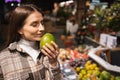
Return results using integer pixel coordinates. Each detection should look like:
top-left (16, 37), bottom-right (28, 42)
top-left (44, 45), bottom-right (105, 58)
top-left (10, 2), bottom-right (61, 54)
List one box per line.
top-left (38, 23), bottom-right (45, 31)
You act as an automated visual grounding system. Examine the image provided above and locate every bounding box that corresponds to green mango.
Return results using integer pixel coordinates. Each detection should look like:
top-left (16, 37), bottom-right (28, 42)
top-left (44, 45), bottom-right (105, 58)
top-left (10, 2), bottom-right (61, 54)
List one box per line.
top-left (40, 33), bottom-right (55, 49)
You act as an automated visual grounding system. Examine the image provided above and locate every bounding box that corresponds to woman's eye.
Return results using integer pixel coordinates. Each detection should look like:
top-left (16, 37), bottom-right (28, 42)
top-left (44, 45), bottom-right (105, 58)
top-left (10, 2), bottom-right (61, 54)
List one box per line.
top-left (31, 20), bottom-right (44, 27)
top-left (31, 22), bottom-right (39, 27)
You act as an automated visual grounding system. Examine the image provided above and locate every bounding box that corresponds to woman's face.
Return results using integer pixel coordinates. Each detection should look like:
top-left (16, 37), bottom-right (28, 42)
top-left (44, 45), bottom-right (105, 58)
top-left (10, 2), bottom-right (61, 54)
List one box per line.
top-left (18, 11), bottom-right (45, 41)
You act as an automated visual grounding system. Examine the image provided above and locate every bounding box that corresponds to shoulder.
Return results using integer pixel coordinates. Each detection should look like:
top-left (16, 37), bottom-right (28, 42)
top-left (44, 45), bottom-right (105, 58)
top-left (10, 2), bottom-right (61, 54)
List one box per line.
top-left (66, 20), bottom-right (71, 24)
top-left (74, 23), bottom-right (79, 26)
top-left (0, 48), bottom-right (10, 58)
top-left (0, 48), bottom-right (10, 55)
top-left (74, 24), bottom-right (79, 28)
top-left (0, 42), bottom-right (18, 61)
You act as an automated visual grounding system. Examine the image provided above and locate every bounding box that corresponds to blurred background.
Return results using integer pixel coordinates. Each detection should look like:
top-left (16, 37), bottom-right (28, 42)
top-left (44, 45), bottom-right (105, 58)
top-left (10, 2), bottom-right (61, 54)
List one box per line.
top-left (0, 0), bottom-right (118, 48)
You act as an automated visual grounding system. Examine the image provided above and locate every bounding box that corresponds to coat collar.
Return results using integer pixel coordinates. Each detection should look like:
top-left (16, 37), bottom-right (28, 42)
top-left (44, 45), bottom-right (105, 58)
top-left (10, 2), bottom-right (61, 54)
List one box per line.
top-left (8, 42), bottom-right (25, 53)
top-left (8, 42), bottom-right (42, 60)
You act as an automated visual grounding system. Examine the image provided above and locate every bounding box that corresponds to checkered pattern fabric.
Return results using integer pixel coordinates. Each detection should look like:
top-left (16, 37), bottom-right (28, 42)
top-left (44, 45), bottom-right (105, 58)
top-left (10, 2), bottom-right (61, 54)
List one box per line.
top-left (0, 42), bottom-right (61, 80)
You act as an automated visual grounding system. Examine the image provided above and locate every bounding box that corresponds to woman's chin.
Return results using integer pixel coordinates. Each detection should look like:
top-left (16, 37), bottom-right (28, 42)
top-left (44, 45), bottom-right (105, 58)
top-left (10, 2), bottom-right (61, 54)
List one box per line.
top-left (34, 38), bottom-right (41, 41)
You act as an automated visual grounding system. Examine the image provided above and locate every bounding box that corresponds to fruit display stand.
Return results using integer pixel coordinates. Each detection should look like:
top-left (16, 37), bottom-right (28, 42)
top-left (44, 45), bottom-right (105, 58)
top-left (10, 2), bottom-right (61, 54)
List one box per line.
top-left (59, 46), bottom-right (89, 80)
top-left (59, 37), bottom-right (120, 80)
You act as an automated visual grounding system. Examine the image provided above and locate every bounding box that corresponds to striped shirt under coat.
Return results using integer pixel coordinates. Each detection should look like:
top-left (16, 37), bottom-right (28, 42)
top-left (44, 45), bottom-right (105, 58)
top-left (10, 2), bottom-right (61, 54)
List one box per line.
top-left (0, 42), bottom-right (61, 80)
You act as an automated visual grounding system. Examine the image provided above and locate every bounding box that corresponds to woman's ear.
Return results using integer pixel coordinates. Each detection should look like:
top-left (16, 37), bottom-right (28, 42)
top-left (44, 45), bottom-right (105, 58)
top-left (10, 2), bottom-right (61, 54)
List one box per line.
top-left (18, 29), bottom-right (23, 34)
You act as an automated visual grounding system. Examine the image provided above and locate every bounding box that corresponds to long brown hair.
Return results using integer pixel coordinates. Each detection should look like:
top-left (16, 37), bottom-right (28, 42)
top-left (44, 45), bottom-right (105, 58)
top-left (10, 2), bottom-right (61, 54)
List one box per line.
top-left (3, 4), bottom-right (42, 50)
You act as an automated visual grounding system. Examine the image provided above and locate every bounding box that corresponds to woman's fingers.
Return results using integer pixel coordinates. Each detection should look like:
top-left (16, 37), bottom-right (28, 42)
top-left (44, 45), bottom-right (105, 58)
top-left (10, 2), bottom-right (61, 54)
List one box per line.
top-left (41, 41), bottom-right (60, 59)
top-left (41, 45), bottom-right (55, 58)
top-left (41, 48), bottom-right (52, 58)
top-left (51, 41), bottom-right (59, 50)
top-left (51, 41), bottom-right (60, 56)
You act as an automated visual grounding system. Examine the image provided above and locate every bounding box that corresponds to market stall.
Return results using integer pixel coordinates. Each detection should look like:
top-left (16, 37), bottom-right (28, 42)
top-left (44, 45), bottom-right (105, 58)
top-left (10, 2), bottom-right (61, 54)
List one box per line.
top-left (58, 0), bottom-right (120, 80)
top-left (59, 36), bottom-right (120, 80)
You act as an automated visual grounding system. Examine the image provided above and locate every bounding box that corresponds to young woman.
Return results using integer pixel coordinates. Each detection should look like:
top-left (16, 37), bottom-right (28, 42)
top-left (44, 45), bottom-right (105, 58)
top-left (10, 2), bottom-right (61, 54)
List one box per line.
top-left (0, 4), bottom-right (61, 80)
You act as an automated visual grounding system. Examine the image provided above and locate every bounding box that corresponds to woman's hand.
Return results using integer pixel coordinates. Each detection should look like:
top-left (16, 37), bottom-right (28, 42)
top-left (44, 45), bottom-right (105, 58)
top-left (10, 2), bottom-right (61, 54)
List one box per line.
top-left (41, 41), bottom-right (59, 66)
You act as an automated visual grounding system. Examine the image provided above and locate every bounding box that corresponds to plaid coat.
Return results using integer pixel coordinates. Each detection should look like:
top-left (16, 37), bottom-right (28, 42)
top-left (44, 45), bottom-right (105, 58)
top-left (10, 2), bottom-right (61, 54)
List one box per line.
top-left (0, 42), bottom-right (61, 80)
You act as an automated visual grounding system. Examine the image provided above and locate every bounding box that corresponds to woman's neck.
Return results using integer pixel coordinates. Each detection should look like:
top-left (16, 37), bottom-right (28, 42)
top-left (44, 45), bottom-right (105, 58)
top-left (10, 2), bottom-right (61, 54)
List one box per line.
top-left (18, 39), bottom-right (38, 49)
